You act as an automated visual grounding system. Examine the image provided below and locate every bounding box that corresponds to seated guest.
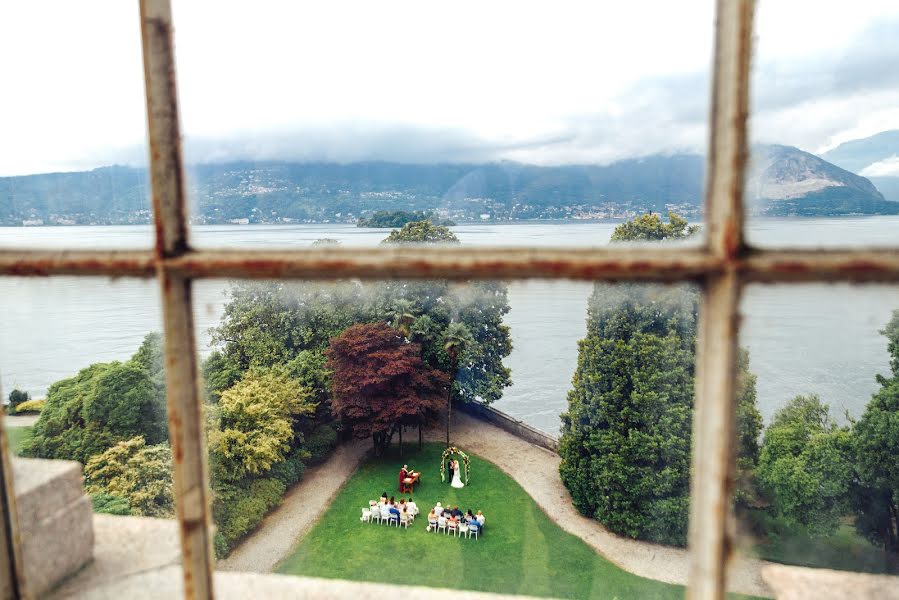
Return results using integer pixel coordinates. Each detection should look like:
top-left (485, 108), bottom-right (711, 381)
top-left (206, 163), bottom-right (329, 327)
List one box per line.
top-left (389, 495), bottom-right (395, 506)
top-left (437, 514), bottom-right (447, 530)
top-left (433, 501), bottom-right (442, 515)
top-left (379, 503), bottom-right (391, 520)
top-left (426, 509), bottom-right (438, 531)
top-left (407, 497), bottom-right (418, 516)
top-left (468, 519), bottom-right (480, 534)
top-left (476, 510), bottom-right (485, 526)
top-left (381, 491), bottom-right (388, 503)
top-left (466, 509), bottom-right (475, 522)
top-left (452, 506), bottom-right (462, 519)
top-left (389, 504), bottom-right (401, 521)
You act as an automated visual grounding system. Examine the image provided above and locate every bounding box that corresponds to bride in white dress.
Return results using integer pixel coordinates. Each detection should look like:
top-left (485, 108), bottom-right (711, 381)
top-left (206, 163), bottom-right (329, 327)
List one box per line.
top-left (450, 459), bottom-right (464, 488)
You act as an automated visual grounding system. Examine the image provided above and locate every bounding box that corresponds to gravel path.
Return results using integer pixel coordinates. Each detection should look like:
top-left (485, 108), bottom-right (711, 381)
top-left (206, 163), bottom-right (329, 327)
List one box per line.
top-left (217, 438), bottom-right (369, 573)
top-left (218, 413), bottom-right (771, 597)
top-left (423, 412), bottom-right (773, 598)
top-left (4, 415), bottom-right (40, 427)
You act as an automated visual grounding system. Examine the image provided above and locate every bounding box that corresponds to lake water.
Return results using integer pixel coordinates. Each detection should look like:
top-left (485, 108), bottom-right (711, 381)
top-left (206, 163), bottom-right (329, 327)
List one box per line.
top-left (2, 218), bottom-right (898, 434)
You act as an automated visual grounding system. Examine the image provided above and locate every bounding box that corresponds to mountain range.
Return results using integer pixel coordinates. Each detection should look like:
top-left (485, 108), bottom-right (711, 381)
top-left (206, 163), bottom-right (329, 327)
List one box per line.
top-left (2, 141), bottom-right (897, 226)
top-left (822, 129), bottom-right (899, 203)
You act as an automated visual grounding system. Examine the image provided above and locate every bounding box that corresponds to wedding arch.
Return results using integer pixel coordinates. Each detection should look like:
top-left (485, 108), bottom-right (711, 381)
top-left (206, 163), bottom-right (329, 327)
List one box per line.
top-left (440, 446), bottom-right (471, 484)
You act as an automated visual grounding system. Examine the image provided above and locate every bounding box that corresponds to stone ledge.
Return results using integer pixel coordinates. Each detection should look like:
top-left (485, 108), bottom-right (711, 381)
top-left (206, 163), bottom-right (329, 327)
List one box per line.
top-left (762, 563), bottom-right (899, 600)
top-left (12, 457), bottom-right (93, 597)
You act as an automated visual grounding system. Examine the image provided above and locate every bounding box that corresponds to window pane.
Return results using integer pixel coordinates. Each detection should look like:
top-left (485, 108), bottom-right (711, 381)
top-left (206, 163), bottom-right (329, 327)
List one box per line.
top-left (172, 1), bottom-right (711, 249)
top-left (744, 1), bottom-right (899, 248)
top-left (0, 276), bottom-right (182, 594)
top-left (191, 276), bottom-right (725, 597)
top-left (733, 284), bottom-right (899, 578)
top-left (0, 2), bottom-right (153, 248)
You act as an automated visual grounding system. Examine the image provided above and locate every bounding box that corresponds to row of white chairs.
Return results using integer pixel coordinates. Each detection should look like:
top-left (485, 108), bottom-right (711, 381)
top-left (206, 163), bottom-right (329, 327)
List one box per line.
top-left (427, 517), bottom-right (480, 539)
top-left (361, 506), bottom-right (416, 528)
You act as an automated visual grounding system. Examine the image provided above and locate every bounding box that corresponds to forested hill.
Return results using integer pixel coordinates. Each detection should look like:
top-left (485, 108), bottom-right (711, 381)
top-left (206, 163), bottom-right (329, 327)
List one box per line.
top-left (2, 148), bottom-right (895, 225)
top-left (0, 157), bottom-right (705, 225)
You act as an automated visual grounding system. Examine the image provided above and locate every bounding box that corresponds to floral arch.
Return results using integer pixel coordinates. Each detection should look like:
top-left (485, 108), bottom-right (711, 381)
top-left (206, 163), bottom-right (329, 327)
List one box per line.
top-left (440, 446), bottom-right (471, 484)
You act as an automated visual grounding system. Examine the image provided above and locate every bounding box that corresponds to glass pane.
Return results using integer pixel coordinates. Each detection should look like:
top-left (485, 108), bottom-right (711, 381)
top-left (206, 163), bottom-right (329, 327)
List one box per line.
top-left (734, 284), bottom-right (899, 577)
top-left (0, 3), bottom-right (153, 248)
top-left (0, 276), bottom-right (182, 594)
top-left (745, 1), bottom-right (899, 248)
top-left (172, 1), bottom-right (711, 249)
top-left (192, 276), bottom-right (722, 598)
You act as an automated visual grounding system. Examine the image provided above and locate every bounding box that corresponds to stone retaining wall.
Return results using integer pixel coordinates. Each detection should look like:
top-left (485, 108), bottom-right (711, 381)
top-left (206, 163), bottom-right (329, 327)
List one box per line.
top-left (458, 402), bottom-right (559, 453)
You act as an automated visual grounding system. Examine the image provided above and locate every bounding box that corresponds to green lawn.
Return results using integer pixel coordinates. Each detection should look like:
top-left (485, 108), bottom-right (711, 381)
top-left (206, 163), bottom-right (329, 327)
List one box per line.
top-left (6, 426), bottom-right (32, 455)
top-left (278, 442), bottom-right (760, 599)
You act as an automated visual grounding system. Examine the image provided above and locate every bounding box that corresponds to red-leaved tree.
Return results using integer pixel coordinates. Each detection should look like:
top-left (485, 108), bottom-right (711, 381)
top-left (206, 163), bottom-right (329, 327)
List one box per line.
top-left (326, 323), bottom-right (447, 454)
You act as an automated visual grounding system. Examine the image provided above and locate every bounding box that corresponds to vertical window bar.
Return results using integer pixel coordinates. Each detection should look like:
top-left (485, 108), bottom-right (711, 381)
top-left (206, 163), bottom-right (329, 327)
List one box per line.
top-left (0, 398), bottom-right (27, 599)
top-left (688, 1), bottom-right (754, 599)
top-left (139, 1), bottom-right (215, 599)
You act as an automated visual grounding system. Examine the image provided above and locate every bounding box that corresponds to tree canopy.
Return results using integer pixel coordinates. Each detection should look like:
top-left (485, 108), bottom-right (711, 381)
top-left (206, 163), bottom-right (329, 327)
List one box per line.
top-left (382, 220), bottom-right (460, 244)
top-left (559, 213), bottom-right (760, 546)
top-left (23, 333), bottom-right (168, 463)
top-left (851, 310), bottom-right (899, 551)
top-left (326, 323), bottom-right (447, 454)
top-left (609, 212), bottom-right (699, 243)
top-left (208, 369), bottom-right (316, 482)
top-left (757, 395), bottom-right (853, 535)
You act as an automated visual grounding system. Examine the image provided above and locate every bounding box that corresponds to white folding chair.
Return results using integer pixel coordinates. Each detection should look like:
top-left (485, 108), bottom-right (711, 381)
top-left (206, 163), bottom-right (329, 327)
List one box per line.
top-left (458, 522), bottom-right (469, 538)
top-left (437, 517), bottom-right (447, 534)
top-left (361, 508), bottom-right (371, 523)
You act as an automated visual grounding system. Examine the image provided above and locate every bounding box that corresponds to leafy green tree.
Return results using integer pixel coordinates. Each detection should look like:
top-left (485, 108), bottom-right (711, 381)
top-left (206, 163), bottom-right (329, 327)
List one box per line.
top-left (851, 310), bottom-right (899, 552)
top-left (382, 220), bottom-right (460, 244)
top-left (757, 395), bottom-right (853, 535)
top-left (609, 211), bottom-right (699, 242)
top-left (84, 436), bottom-right (174, 518)
top-left (560, 284), bottom-right (697, 545)
top-left (7, 389), bottom-right (29, 411)
top-left (559, 213), bottom-right (760, 546)
top-left (24, 334), bottom-right (169, 463)
top-left (208, 369), bottom-right (316, 482)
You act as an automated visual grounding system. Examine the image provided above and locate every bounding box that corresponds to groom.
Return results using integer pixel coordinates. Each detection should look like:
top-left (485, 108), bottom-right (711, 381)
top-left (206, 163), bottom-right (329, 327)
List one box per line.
top-left (447, 458), bottom-right (455, 484)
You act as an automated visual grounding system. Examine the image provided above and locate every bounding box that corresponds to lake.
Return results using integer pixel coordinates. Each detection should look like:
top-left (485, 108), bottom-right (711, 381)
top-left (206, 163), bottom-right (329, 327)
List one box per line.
top-left (2, 218), bottom-right (898, 434)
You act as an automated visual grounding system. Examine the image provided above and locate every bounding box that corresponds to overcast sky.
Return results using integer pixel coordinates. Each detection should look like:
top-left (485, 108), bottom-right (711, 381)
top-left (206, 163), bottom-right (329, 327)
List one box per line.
top-left (2, 0), bottom-right (899, 175)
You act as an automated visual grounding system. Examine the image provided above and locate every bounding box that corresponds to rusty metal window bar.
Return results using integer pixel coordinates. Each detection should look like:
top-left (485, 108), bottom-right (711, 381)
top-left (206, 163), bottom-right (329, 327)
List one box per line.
top-left (0, 0), bottom-right (898, 599)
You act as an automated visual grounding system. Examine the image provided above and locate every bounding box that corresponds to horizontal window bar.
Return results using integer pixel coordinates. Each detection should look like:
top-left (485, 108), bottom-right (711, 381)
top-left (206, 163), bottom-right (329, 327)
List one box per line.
top-left (2, 247), bottom-right (899, 282)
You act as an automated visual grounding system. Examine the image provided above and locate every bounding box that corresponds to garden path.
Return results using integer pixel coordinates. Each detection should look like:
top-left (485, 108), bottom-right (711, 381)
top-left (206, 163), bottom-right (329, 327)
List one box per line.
top-left (4, 415), bottom-right (40, 427)
top-left (217, 438), bottom-right (369, 573)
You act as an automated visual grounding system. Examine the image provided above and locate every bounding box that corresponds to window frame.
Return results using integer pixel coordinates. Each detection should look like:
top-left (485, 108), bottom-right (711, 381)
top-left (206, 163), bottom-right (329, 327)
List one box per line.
top-left (1, 0), bottom-right (898, 599)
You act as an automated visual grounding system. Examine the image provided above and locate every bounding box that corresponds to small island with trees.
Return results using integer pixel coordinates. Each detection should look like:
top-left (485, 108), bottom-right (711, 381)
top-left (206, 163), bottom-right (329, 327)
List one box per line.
top-left (356, 210), bottom-right (456, 228)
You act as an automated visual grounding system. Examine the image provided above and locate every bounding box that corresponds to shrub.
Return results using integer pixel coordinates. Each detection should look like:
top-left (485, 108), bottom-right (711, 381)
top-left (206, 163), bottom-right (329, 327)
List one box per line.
top-left (91, 492), bottom-right (132, 516)
top-left (269, 448), bottom-right (308, 488)
top-left (7, 389), bottom-right (29, 411)
top-left (304, 424), bottom-right (337, 465)
top-left (213, 477), bottom-right (286, 557)
top-left (14, 399), bottom-right (45, 414)
top-left (84, 437), bottom-right (174, 518)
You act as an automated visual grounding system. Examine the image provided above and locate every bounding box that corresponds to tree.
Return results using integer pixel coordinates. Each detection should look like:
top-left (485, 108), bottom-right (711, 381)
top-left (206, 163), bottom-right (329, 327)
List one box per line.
top-left (24, 334), bottom-right (169, 463)
top-left (560, 284), bottom-right (697, 545)
top-left (208, 369), bottom-right (316, 482)
top-left (443, 321), bottom-right (474, 446)
top-left (609, 211), bottom-right (699, 242)
top-left (559, 213), bottom-right (760, 546)
top-left (757, 395), bottom-right (853, 535)
top-left (851, 310), bottom-right (899, 552)
top-left (326, 323), bottom-right (447, 455)
top-left (382, 220), bottom-right (460, 244)
top-left (84, 436), bottom-right (174, 518)
top-left (387, 298), bottom-right (417, 338)
top-left (7, 389), bottom-right (29, 412)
